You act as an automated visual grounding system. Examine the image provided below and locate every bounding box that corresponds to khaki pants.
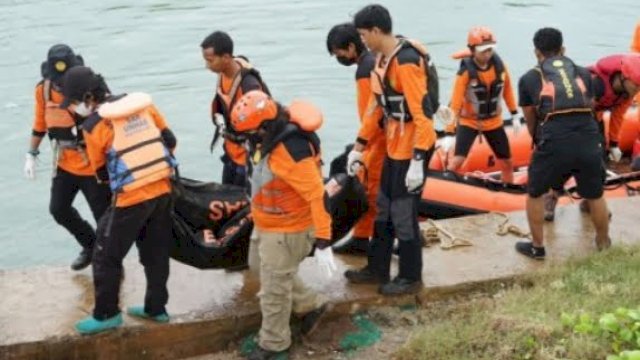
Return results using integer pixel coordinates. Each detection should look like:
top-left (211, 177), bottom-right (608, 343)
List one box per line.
top-left (247, 228), bottom-right (325, 352)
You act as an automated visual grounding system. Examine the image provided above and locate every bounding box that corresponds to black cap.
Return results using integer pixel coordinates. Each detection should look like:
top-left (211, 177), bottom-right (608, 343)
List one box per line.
top-left (60, 66), bottom-right (101, 109)
top-left (45, 44), bottom-right (83, 83)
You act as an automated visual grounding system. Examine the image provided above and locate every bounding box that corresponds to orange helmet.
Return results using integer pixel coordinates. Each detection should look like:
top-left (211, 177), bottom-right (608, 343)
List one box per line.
top-left (231, 90), bottom-right (278, 133)
top-left (467, 26), bottom-right (496, 47)
top-left (621, 53), bottom-right (640, 84)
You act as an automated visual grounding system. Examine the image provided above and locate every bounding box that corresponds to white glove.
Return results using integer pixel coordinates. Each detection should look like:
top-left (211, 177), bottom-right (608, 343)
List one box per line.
top-left (511, 113), bottom-right (523, 135)
top-left (24, 153), bottom-right (37, 180)
top-left (405, 158), bottom-right (425, 193)
top-left (435, 105), bottom-right (454, 126)
top-left (346, 150), bottom-right (363, 176)
top-left (441, 135), bottom-right (455, 152)
top-left (213, 114), bottom-right (226, 132)
top-left (609, 146), bottom-right (622, 162)
top-left (315, 246), bottom-right (337, 278)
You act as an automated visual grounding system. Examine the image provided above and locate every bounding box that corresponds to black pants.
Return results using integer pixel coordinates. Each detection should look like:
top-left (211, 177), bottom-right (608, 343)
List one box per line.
top-left (454, 125), bottom-right (511, 159)
top-left (221, 154), bottom-right (247, 187)
top-left (368, 154), bottom-right (431, 282)
top-left (92, 194), bottom-right (172, 320)
top-left (49, 168), bottom-right (111, 250)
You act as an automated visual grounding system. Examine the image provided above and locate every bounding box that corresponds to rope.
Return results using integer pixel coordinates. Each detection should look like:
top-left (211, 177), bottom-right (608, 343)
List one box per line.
top-left (491, 212), bottom-right (531, 238)
top-left (422, 219), bottom-right (473, 250)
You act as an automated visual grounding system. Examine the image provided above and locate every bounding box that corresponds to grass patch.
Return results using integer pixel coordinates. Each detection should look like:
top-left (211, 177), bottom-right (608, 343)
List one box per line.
top-left (396, 246), bottom-right (640, 360)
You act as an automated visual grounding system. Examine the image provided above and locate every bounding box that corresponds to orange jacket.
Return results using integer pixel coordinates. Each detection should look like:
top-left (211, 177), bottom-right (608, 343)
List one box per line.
top-left (448, 57), bottom-right (517, 132)
top-left (632, 21), bottom-right (640, 53)
top-left (250, 133), bottom-right (331, 241)
top-left (356, 51), bottom-right (386, 152)
top-left (358, 41), bottom-right (436, 160)
top-left (83, 103), bottom-right (172, 208)
top-left (32, 82), bottom-right (94, 176)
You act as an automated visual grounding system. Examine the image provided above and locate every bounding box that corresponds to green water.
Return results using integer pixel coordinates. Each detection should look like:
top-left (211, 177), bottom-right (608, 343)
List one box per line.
top-left (0, 0), bottom-right (637, 269)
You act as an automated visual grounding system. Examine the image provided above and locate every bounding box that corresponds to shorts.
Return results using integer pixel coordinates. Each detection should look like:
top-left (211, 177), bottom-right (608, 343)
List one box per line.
top-left (454, 125), bottom-right (511, 159)
top-left (527, 133), bottom-right (605, 199)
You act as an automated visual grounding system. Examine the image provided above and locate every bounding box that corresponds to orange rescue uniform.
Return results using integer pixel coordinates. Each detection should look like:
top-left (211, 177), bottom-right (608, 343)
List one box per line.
top-left (83, 104), bottom-right (171, 208)
top-left (251, 139), bottom-right (332, 241)
top-left (358, 44), bottom-right (436, 159)
top-left (32, 82), bottom-right (94, 176)
top-left (353, 51), bottom-right (384, 239)
top-left (447, 58), bottom-right (518, 133)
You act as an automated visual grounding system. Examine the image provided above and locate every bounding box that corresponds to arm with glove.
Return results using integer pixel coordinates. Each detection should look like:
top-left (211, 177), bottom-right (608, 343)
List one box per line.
top-left (277, 155), bottom-right (337, 277)
top-left (503, 68), bottom-right (523, 134)
top-left (348, 94), bottom-right (384, 176)
top-left (397, 60), bottom-right (436, 193)
top-left (25, 84), bottom-right (48, 180)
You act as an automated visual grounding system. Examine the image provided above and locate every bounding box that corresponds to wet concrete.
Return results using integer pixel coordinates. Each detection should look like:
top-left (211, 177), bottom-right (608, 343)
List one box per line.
top-left (1, 197), bottom-right (639, 360)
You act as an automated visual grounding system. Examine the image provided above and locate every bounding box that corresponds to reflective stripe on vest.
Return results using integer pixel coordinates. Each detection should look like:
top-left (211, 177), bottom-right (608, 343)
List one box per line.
top-left (250, 152), bottom-right (288, 215)
top-left (107, 107), bottom-right (176, 193)
top-left (537, 56), bottom-right (592, 122)
top-left (249, 140), bottom-right (321, 216)
top-left (43, 80), bottom-right (78, 143)
top-left (460, 55), bottom-right (505, 120)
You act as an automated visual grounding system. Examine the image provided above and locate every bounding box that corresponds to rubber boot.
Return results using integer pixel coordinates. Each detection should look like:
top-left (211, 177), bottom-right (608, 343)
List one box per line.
top-left (344, 221), bottom-right (392, 284)
top-left (379, 238), bottom-right (423, 296)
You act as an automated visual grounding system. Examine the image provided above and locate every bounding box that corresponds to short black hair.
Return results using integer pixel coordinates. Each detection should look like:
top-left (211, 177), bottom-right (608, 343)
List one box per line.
top-left (200, 31), bottom-right (234, 56)
top-left (326, 22), bottom-right (365, 54)
top-left (353, 4), bottom-right (392, 34)
top-left (533, 27), bottom-right (563, 57)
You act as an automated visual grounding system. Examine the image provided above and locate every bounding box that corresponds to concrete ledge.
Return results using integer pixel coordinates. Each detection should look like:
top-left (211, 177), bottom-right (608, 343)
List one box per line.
top-left (2, 197), bottom-right (639, 360)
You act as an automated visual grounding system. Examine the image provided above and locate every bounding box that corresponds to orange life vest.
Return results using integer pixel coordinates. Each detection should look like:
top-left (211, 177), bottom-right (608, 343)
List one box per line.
top-left (99, 93), bottom-right (177, 193)
top-left (370, 38), bottom-right (439, 122)
top-left (43, 80), bottom-right (79, 146)
top-left (211, 57), bottom-right (270, 143)
top-left (250, 101), bottom-right (322, 215)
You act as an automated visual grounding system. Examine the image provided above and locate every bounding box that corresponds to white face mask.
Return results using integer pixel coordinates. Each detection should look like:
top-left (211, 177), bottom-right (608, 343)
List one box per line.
top-left (74, 102), bottom-right (93, 118)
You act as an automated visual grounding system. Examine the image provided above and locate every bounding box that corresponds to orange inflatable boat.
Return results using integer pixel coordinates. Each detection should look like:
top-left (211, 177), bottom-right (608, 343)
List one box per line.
top-left (419, 169), bottom-right (640, 219)
top-left (431, 109), bottom-right (639, 175)
top-left (429, 124), bottom-right (533, 173)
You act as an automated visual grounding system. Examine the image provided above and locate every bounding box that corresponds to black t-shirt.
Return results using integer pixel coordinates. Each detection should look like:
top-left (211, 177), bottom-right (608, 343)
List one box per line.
top-left (518, 65), bottom-right (595, 107)
top-left (518, 63), bottom-right (599, 139)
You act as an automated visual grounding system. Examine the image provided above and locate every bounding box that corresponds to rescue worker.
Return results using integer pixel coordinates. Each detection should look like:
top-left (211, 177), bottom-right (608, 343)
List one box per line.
top-left (24, 44), bottom-right (111, 270)
top-left (632, 21), bottom-right (640, 53)
top-left (445, 27), bottom-right (520, 184)
top-left (326, 22), bottom-right (384, 255)
top-left (61, 67), bottom-right (178, 334)
top-left (515, 27), bottom-right (611, 259)
top-left (230, 90), bottom-right (334, 359)
top-left (543, 53), bottom-right (640, 220)
top-left (201, 31), bottom-right (270, 187)
top-left (343, 4), bottom-right (437, 295)
top-left (591, 54), bottom-right (640, 161)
